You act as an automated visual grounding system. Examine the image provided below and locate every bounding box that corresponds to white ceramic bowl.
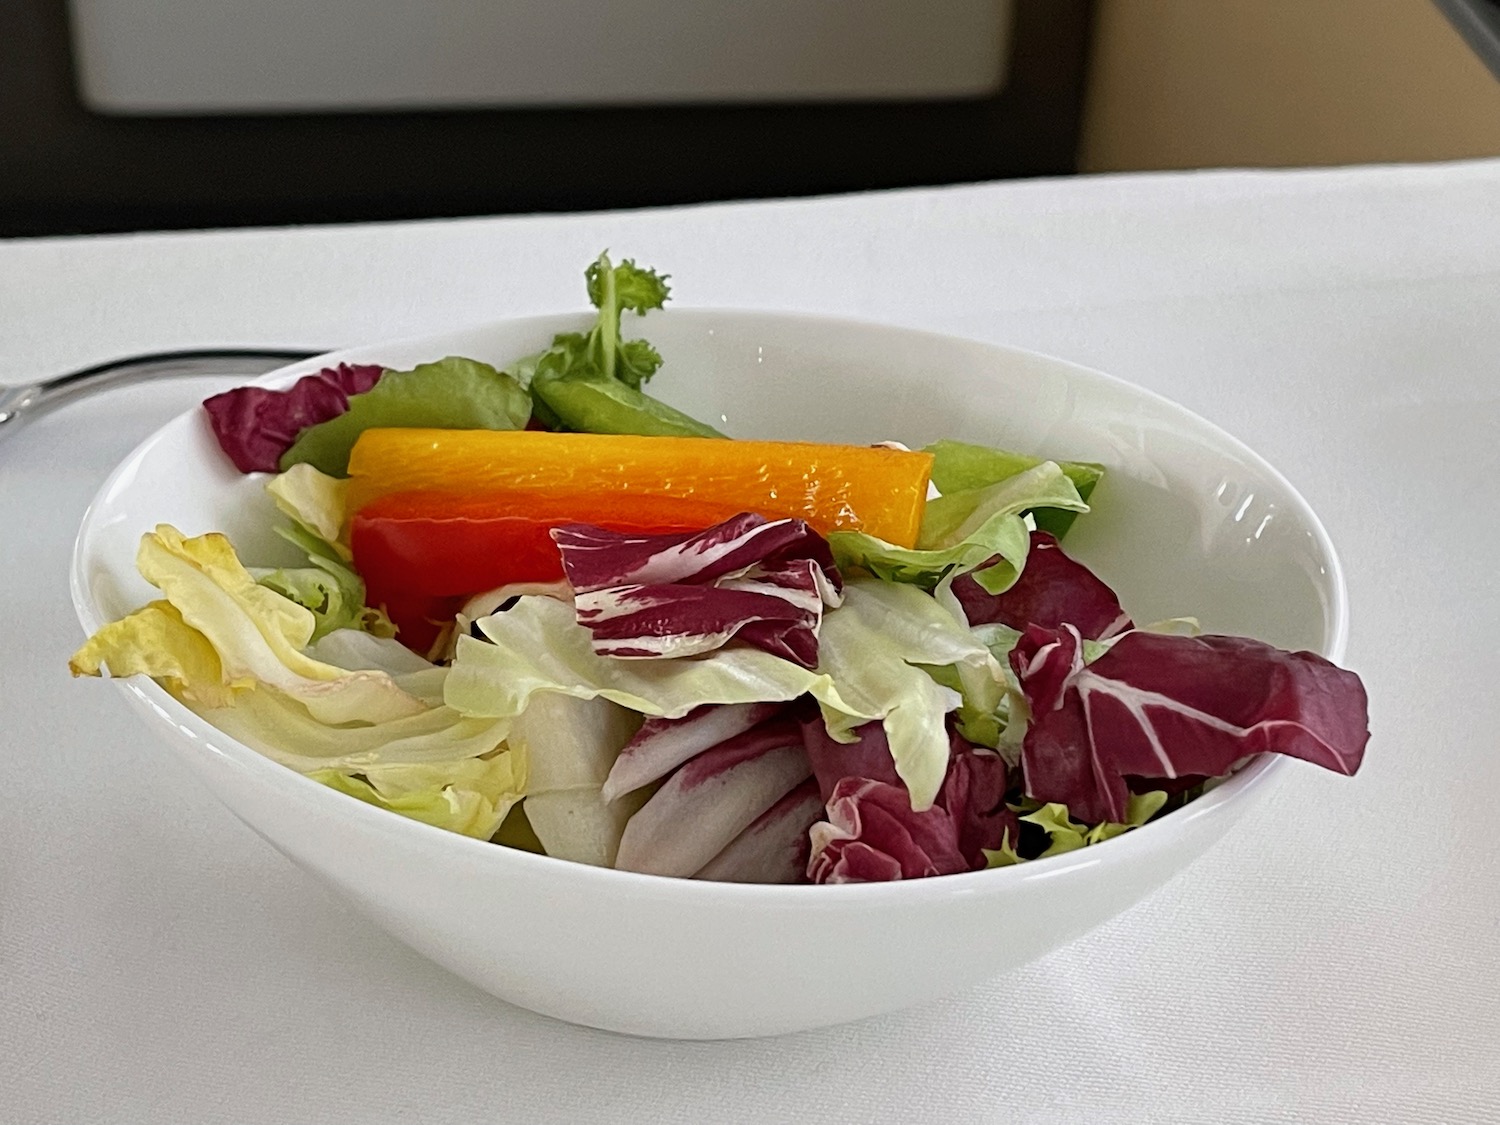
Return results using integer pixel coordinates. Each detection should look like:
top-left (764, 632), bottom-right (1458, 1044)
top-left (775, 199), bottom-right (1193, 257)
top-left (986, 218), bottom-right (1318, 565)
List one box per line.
top-left (72, 311), bottom-right (1347, 1039)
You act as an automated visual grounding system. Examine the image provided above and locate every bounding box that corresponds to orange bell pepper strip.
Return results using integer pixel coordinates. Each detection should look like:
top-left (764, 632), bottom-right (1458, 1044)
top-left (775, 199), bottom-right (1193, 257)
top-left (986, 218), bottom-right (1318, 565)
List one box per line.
top-left (346, 429), bottom-right (933, 547)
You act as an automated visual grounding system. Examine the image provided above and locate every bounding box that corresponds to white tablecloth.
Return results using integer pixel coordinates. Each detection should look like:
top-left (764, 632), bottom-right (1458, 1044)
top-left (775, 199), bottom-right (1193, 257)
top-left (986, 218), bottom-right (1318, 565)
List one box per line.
top-left (4, 161), bottom-right (1498, 1124)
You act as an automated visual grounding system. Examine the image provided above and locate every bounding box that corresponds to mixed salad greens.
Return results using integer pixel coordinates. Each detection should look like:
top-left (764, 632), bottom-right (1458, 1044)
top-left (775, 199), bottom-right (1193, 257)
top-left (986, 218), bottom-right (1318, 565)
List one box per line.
top-left (71, 253), bottom-right (1371, 884)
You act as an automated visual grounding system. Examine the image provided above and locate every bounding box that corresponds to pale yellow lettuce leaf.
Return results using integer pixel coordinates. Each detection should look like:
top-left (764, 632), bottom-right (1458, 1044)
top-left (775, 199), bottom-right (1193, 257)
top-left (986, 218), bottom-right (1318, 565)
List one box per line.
top-left (310, 750), bottom-right (526, 840)
top-left (68, 599), bottom-right (246, 709)
top-left (266, 462), bottom-right (351, 558)
top-left (191, 683), bottom-right (506, 773)
top-left (135, 524), bottom-right (423, 725)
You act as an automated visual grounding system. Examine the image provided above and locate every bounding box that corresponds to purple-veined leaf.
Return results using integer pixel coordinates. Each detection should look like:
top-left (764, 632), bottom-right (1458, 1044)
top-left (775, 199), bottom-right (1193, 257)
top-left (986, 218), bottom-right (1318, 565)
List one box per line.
top-left (808, 778), bottom-right (970, 884)
top-left (203, 363), bottom-right (384, 474)
top-left (613, 716), bottom-right (811, 877)
top-left (950, 530), bottom-right (1131, 639)
top-left (571, 566), bottom-right (826, 664)
top-left (694, 779), bottom-right (823, 884)
top-left (800, 711), bottom-right (902, 800)
top-left (940, 738), bottom-right (1016, 870)
top-left (803, 718), bottom-right (1016, 882)
top-left (1010, 624), bottom-right (1370, 824)
top-left (553, 513), bottom-right (842, 667)
top-left (556, 511), bottom-right (840, 591)
top-left (601, 701), bottom-right (786, 803)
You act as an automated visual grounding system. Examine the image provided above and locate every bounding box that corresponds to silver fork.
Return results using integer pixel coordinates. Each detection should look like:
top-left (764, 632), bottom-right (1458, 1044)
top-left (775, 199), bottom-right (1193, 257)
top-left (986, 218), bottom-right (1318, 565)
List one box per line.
top-left (0, 347), bottom-right (326, 438)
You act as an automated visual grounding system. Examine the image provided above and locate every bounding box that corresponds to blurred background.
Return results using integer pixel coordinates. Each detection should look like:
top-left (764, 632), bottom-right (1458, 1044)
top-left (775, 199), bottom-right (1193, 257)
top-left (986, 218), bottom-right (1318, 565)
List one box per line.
top-left (3, 0), bottom-right (1498, 238)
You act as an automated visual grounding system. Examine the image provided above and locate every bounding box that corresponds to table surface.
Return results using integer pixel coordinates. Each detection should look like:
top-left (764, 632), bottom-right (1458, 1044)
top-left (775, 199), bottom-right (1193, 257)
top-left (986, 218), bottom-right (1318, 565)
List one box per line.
top-left (4, 160), bottom-right (1498, 1124)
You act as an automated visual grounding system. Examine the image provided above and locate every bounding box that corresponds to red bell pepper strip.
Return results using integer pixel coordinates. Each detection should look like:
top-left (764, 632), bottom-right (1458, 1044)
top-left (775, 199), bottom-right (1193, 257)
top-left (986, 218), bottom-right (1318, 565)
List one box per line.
top-left (350, 489), bottom-right (747, 645)
top-left (374, 593), bottom-right (466, 658)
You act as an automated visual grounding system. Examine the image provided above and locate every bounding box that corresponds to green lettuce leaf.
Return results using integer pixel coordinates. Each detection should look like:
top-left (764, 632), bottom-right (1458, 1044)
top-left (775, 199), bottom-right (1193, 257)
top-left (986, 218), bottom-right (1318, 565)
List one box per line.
top-left (984, 827), bottom-right (1023, 868)
top-left (444, 581), bottom-right (995, 813)
top-left (588, 253), bottom-right (671, 311)
top-left (444, 594), bottom-right (846, 722)
top-left (281, 356), bottom-right (531, 477)
top-left (982, 791), bottom-right (1170, 866)
top-left (971, 622), bottom-right (1024, 657)
top-left (309, 752), bottom-right (525, 840)
top-left (922, 656), bottom-right (1016, 753)
top-left (924, 439), bottom-right (1104, 539)
top-left (258, 464), bottom-right (396, 641)
top-left (830, 503), bottom-right (1030, 594)
top-left (813, 579), bottom-right (1002, 810)
top-left (251, 563), bottom-right (360, 644)
top-left (265, 463), bottom-right (350, 558)
top-left (192, 680), bottom-right (509, 773)
top-left (919, 461), bottom-right (1088, 551)
top-left (830, 461), bottom-right (1087, 596)
top-left (510, 331), bottom-right (589, 388)
top-left (1018, 802), bottom-right (1088, 855)
top-left (1080, 790), bottom-right (1169, 845)
top-left (254, 524), bottom-right (395, 643)
top-left (251, 529), bottom-right (393, 644)
top-left (517, 331), bottom-right (664, 398)
top-left (500, 336), bottom-right (568, 392)
top-left (965, 622), bottom-right (1029, 764)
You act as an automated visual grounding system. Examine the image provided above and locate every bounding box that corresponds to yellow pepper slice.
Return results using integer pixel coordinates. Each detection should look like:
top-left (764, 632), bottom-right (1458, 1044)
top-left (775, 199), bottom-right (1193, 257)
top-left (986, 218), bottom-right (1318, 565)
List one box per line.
top-left (347, 429), bottom-right (932, 548)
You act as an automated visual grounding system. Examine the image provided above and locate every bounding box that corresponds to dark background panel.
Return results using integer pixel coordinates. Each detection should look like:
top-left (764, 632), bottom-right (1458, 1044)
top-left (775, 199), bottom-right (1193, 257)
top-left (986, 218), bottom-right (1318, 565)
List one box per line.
top-left (1433, 0), bottom-right (1500, 78)
top-left (0, 0), bottom-right (1093, 237)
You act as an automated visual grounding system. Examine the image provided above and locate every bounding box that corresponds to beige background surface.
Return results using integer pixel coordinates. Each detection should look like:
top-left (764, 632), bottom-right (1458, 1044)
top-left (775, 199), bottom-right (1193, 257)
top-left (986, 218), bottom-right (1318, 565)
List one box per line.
top-left (1081, 0), bottom-right (1500, 170)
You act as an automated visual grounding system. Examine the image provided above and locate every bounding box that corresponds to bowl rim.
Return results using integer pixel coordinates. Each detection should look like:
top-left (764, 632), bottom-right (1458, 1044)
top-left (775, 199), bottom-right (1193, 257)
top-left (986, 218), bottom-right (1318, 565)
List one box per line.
top-left (70, 306), bottom-right (1349, 902)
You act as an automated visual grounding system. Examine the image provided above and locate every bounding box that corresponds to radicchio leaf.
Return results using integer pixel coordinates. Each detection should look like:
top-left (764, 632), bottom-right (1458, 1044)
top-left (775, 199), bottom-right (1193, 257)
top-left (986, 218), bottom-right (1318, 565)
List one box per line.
top-left (940, 737), bottom-right (1016, 869)
top-left (601, 701), bottom-right (786, 802)
top-left (553, 513), bottom-right (843, 667)
top-left (1010, 625), bottom-right (1370, 824)
top-left (801, 712), bottom-right (903, 799)
top-left (613, 716), bottom-right (812, 878)
top-left (809, 779), bottom-right (971, 883)
top-left (803, 717), bottom-right (1016, 882)
top-left (203, 363), bottom-right (384, 474)
top-left (951, 530), bottom-right (1131, 639)
top-left (695, 778), bottom-right (823, 884)
top-left (557, 510), bottom-right (840, 591)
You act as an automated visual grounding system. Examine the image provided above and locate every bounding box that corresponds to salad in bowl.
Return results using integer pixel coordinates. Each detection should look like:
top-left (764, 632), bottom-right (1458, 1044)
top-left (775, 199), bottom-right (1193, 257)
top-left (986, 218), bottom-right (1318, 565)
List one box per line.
top-left (71, 253), bottom-right (1370, 888)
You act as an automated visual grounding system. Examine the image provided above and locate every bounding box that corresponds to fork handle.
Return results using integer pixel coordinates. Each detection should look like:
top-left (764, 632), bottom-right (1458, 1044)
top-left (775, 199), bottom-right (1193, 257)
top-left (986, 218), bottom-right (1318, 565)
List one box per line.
top-left (0, 347), bottom-right (325, 432)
